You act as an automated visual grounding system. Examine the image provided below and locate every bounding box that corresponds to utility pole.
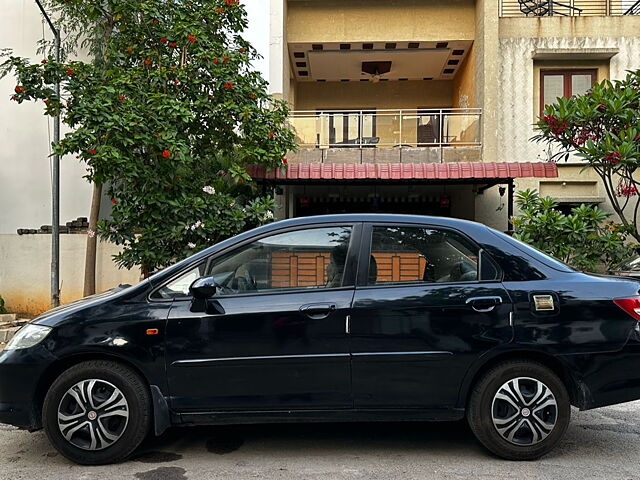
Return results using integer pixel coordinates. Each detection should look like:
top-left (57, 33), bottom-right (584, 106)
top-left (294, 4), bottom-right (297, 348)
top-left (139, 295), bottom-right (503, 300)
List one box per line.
top-left (34, 0), bottom-right (61, 308)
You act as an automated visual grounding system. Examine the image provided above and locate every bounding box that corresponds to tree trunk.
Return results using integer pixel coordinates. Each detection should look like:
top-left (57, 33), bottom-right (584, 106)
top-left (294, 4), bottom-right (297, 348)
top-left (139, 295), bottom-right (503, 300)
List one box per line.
top-left (83, 183), bottom-right (103, 297)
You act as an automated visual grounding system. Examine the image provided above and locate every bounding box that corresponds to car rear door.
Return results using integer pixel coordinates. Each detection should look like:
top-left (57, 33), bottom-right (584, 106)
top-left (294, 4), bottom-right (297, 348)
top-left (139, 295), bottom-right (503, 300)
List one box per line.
top-left (160, 223), bottom-right (361, 412)
top-left (349, 222), bottom-right (513, 410)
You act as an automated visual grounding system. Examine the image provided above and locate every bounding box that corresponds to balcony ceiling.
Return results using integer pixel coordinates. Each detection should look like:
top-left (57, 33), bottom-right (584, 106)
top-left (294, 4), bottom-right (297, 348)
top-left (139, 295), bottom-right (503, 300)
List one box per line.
top-left (289, 41), bottom-right (472, 82)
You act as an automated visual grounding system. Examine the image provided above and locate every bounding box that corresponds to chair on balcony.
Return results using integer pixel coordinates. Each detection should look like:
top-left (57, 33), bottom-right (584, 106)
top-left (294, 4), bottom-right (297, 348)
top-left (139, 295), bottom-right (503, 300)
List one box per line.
top-left (518, 0), bottom-right (582, 16)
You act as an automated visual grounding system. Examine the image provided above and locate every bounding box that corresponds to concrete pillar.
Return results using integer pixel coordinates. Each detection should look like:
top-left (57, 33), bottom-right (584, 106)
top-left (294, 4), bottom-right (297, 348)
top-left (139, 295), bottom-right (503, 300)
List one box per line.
top-left (269, 0), bottom-right (291, 104)
top-left (475, 0), bottom-right (499, 163)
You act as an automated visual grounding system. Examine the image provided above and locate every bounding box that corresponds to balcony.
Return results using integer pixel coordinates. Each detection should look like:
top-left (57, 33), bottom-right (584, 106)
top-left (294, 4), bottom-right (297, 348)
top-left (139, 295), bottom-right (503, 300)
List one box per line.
top-left (499, 0), bottom-right (640, 16)
top-left (288, 109), bottom-right (482, 164)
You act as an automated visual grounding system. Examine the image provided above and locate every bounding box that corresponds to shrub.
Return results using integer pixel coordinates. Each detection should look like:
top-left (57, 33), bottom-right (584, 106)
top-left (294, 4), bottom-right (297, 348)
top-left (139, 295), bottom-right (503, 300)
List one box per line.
top-left (511, 189), bottom-right (636, 272)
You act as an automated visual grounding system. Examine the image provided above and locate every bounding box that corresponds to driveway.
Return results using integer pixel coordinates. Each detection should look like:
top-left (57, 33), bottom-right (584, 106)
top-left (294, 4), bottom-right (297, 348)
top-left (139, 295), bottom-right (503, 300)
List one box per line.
top-left (0, 401), bottom-right (639, 480)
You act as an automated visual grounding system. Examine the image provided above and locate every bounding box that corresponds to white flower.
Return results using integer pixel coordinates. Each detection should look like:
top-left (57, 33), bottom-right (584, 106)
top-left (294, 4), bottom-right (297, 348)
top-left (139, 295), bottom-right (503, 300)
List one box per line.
top-left (187, 242), bottom-right (196, 249)
top-left (202, 185), bottom-right (216, 195)
top-left (230, 201), bottom-right (236, 207)
top-left (109, 226), bottom-right (118, 233)
top-left (87, 229), bottom-right (96, 238)
top-left (265, 211), bottom-right (274, 219)
top-left (190, 220), bottom-right (204, 231)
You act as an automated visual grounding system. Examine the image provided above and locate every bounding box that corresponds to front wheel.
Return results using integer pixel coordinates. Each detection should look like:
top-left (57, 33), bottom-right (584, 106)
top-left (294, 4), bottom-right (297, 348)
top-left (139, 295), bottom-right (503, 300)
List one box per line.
top-left (467, 360), bottom-right (571, 460)
top-left (42, 360), bottom-right (151, 465)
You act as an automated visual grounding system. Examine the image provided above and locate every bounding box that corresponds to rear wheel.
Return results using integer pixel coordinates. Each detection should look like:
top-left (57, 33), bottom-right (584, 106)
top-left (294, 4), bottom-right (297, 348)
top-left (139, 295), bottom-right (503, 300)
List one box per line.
top-left (42, 360), bottom-right (151, 465)
top-left (467, 360), bottom-right (570, 460)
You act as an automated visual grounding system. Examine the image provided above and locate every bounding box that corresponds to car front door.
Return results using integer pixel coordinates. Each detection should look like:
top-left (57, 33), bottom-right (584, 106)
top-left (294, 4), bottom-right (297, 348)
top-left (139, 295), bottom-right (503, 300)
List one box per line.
top-left (159, 224), bottom-right (360, 412)
top-left (350, 223), bottom-right (512, 410)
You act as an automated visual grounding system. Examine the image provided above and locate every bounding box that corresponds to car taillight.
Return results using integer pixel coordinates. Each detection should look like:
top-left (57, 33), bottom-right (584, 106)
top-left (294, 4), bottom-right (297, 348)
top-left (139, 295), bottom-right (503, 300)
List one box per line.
top-left (613, 297), bottom-right (640, 321)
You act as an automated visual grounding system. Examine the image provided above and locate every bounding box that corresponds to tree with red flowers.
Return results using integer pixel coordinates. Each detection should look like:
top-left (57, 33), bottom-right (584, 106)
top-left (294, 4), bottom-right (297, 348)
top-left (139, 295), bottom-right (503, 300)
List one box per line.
top-left (1, 0), bottom-right (295, 277)
top-left (533, 69), bottom-right (640, 241)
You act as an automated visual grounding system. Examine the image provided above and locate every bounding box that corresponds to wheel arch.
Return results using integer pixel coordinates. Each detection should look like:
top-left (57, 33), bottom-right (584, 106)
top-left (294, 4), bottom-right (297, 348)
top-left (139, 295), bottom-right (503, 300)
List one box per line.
top-left (458, 349), bottom-right (589, 410)
top-left (33, 351), bottom-right (168, 432)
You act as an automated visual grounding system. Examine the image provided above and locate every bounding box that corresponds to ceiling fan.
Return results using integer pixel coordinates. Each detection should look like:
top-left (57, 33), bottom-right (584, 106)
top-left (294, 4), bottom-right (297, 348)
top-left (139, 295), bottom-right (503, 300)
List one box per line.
top-left (361, 61), bottom-right (392, 83)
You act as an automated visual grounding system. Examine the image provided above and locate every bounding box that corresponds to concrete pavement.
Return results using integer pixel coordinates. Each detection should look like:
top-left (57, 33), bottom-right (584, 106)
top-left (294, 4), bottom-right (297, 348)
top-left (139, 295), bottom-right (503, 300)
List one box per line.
top-left (1, 401), bottom-right (639, 479)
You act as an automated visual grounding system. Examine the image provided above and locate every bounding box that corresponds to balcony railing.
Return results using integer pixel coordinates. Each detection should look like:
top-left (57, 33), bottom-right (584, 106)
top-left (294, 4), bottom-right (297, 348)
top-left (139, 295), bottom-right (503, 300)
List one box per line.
top-left (289, 109), bottom-right (482, 149)
top-left (500, 0), bottom-right (640, 16)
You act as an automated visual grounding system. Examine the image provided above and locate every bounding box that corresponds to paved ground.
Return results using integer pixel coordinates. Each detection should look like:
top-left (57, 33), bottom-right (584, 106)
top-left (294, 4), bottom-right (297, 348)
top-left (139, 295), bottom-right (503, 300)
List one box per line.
top-left (1, 401), bottom-right (639, 480)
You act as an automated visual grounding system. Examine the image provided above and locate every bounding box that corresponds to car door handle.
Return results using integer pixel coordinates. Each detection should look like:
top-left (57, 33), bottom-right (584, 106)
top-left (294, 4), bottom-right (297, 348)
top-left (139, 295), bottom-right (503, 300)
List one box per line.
top-left (465, 296), bottom-right (502, 313)
top-left (299, 303), bottom-right (336, 320)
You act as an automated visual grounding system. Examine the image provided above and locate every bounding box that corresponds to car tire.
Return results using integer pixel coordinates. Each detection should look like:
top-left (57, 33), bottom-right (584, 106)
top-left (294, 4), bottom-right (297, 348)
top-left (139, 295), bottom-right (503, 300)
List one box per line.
top-left (467, 360), bottom-right (570, 461)
top-left (42, 360), bottom-right (151, 465)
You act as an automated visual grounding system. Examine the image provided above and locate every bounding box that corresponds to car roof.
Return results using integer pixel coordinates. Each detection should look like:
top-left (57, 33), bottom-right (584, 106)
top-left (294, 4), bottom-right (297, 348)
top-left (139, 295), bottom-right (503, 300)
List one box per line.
top-left (260, 214), bottom-right (487, 230)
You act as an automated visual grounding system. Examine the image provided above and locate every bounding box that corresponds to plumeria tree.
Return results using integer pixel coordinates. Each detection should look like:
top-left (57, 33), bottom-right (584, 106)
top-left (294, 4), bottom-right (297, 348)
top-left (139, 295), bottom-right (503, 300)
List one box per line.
top-left (2, 0), bottom-right (295, 276)
top-left (512, 189), bottom-right (635, 272)
top-left (533, 69), bottom-right (640, 242)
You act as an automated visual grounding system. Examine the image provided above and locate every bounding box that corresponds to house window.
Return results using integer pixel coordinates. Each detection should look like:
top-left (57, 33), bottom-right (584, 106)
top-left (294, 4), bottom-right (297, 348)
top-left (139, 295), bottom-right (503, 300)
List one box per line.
top-left (540, 69), bottom-right (596, 113)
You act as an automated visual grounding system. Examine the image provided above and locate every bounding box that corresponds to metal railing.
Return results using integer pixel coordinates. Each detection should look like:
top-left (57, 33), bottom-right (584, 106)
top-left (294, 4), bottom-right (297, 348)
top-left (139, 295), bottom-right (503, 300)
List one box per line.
top-left (500, 0), bottom-right (640, 16)
top-left (289, 108), bottom-right (482, 149)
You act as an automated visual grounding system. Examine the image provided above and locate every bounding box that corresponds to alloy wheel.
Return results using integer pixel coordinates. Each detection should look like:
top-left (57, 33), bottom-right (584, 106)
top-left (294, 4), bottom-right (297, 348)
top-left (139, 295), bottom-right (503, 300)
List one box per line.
top-left (491, 376), bottom-right (558, 446)
top-left (57, 379), bottom-right (129, 451)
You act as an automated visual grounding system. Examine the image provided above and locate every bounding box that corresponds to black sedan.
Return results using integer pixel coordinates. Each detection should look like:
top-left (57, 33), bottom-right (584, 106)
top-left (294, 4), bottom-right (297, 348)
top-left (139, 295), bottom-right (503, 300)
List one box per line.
top-left (2, 214), bottom-right (640, 464)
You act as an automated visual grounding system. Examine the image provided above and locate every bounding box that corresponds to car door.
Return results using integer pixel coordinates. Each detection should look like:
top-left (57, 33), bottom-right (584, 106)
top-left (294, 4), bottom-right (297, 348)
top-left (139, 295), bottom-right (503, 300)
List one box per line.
top-left (159, 223), bottom-right (360, 412)
top-left (350, 222), bottom-right (512, 410)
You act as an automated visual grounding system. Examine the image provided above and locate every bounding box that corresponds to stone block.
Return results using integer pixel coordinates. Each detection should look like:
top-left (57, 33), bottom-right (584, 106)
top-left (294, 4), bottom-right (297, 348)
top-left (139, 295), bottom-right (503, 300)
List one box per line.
top-left (323, 148), bottom-right (362, 164)
top-left (287, 149), bottom-right (323, 164)
top-left (373, 148), bottom-right (401, 164)
top-left (401, 147), bottom-right (441, 164)
top-left (442, 146), bottom-right (482, 163)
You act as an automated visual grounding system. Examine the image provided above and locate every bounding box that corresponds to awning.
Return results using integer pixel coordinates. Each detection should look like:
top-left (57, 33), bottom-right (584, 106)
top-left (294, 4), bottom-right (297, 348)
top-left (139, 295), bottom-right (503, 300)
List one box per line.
top-left (248, 162), bottom-right (558, 183)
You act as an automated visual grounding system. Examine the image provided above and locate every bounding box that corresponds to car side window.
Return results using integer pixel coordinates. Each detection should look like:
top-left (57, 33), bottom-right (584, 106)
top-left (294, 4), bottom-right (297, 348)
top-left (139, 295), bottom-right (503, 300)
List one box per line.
top-left (155, 262), bottom-right (208, 299)
top-left (368, 226), bottom-right (481, 285)
top-left (155, 226), bottom-right (353, 299)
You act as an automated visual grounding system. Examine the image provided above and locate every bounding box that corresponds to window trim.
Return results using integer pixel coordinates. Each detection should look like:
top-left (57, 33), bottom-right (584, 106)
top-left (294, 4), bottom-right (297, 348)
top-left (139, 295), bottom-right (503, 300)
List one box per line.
top-left (148, 222), bottom-right (363, 302)
top-left (540, 69), bottom-right (597, 114)
top-left (355, 222), bottom-right (503, 289)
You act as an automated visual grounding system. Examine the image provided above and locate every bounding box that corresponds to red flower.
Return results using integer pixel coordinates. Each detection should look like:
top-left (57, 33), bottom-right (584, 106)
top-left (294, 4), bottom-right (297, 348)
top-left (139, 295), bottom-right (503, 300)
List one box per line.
top-left (216, 8), bottom-right (225, 13)
top-left (213, 58), bottom-right (219, 64)
top-left (162, 149), bottom-right (171, 158)
top-left (41, 59), bottom-right (47, 64)
top-left (111, 199), bottom-right (117, 204)
top-left (127, 47), bottom-right (134, 53)
top-left (151, 19), bottom-right (159, 24)
top-left (223, 56), bottom-right (230, 62)
top-left (144, 59), bottom-right (151, 66)
top-left (187, 35), bottom-right (196, 43)
top-left (118, 95), bottom-right (126, 101)
top-left (169, 42), bottom-right (177, 48)
top-left (225, 0), bottom-right (238, 5)
top-left (269, 132), bottom-right (275, 138)
top-left (224, 81), bottom-right (234, 89)
top-left (43, 98), bottom-right (50, 104)
top-left (66, 67), bottom-right (74, 76)
top-left (89, 148), bottom-right (97, 155)
top-left (239, 48), bottom-right (245, 53)
top-left (14, 85), bottom-right (24, 93)
top-left (282, 158), bottom-right (288, 165)
top-left (605, 152), bottom-right (622, 164)
top-left (10, 95), bottom-right (18, 101)
top-left (160, 37), bottom-right (168, 43)
top-left (248, 93), bottom-right (257, 99)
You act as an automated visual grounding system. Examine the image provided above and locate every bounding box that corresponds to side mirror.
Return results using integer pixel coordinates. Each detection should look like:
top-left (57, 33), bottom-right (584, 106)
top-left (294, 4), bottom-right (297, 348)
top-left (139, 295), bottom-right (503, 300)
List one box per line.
top-left (189, 276), bottom-right (218, 299)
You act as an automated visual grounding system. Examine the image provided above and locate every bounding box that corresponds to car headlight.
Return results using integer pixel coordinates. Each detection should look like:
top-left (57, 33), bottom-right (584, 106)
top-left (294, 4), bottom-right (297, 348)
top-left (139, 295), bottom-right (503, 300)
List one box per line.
top-left (5, 324), bottom-right (52, 350)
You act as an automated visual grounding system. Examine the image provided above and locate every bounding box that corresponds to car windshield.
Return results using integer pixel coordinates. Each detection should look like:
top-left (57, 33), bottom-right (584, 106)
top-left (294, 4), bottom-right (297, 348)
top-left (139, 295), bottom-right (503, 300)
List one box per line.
top-left (489, 230), bottom-right (575, 273)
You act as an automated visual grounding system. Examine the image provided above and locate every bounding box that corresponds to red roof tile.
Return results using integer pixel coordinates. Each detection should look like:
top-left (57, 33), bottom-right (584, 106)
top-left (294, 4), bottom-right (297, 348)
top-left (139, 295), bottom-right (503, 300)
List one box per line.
top-left (248, 162), bottom-right (558, 181)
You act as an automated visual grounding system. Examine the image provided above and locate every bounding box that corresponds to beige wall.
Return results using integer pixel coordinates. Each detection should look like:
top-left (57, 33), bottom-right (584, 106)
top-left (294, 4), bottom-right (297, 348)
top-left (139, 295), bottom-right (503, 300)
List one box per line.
top-left (0, 0), bottom-right (94, 235)
top-left (295, 80), bottom-right (453, 110)
top-left (287, 0), bottom-right (476, 44)
top-left (0, 235), bottom-right (140, 315)
top-left (453, 44), bottom-right (477, 108)
top-left (499, 16), bottom-right (640, 39)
